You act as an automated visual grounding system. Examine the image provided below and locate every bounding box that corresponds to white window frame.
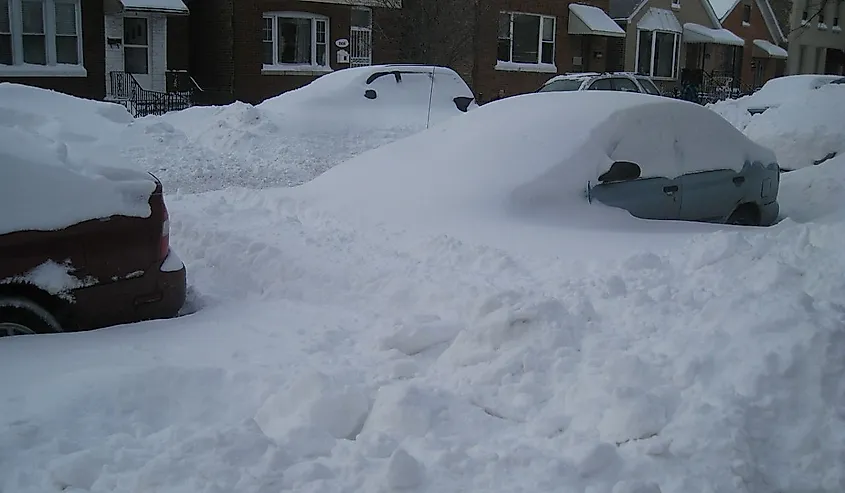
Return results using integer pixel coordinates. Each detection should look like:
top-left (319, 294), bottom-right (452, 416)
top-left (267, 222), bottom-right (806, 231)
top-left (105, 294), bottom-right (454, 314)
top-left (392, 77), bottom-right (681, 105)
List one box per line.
top-left (0, 0), bottom-right (85, 76)
top-left (496, 11), bottom-right (557, 74)
top-left (262, 11), bottom-right (331, 74)
top-left (634, 29), bottom-right (680, 80)
top-left (122, 14), bottom-right (150, 75)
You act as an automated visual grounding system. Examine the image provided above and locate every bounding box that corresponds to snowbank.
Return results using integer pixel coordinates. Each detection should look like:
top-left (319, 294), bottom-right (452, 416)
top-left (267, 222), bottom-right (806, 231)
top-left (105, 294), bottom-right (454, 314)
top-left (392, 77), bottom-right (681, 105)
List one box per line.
top-left (778, 153), bottom-right (845, 222)
top-left (0, 124), bottom-right (155, 235)
top-left (742, 84), bottom-right (845, 170)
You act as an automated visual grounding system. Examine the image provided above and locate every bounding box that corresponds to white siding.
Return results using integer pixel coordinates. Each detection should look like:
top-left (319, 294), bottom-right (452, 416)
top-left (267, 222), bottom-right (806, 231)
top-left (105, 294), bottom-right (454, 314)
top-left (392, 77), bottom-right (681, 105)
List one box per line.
top-left (103, 12), bottom-right (168, 93)
top-left (149, 15), bottom-right (167, 92)
top-left (105, 15), bottom-right (125, 97)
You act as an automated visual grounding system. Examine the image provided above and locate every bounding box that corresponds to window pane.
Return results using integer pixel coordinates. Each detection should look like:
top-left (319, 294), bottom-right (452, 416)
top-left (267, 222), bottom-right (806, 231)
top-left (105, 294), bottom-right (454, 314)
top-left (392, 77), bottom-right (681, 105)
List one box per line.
top-left (278, 17), bottom-right (311, 64)
top-left (512, 14), bottom-right (540, 63)
top-left (0, 35), bottom-right (11, 64)
top-left (541, 40), bottom-right (554, 64)
top-left (351, 8), bottom-right (371, 28)
top-left (55, 2), bottom-right (77, 35)
top-left (589, 78), bottom-right (613, 90)
top-left (612, 77), bottom-right (639, 92)
top-left (542, 17), bottom-right (554, 41)
top-left (497, 39), bottom-right (511, 62)
top-left (637, 30), bottom-right (652, 75)
top-left (262, 17), bottom-right (272, 42)
top-left (22, 0), bottom-right (44, 33)
top-left (637, 77), bottom-right (661, 95)
top-left (125, 46), bottom-right (148, 73)
top-left (316, 19), bottom-right (326, 44)
top-left (0, 0), bottom-right (10, 32)
top-left (654, 32), bottom-right (674, 78)
top-left (316, 43), bottom-right (326, 66)
top-left (124, 17), bottom-right (148, 45)
top-left (498, 13), bottom-right (510, 38)
top-left (23, 35), bottom-right (46, 64)
top-left (262, 41), bottom-right (273, 64)
top-left (56, 36), bottom-right (78, 64)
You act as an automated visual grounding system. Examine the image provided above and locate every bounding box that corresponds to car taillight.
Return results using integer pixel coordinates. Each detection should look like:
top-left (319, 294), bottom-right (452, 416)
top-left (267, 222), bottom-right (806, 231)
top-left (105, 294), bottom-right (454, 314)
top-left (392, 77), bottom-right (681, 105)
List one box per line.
top-left (160, 206), bottom-right (170, 261)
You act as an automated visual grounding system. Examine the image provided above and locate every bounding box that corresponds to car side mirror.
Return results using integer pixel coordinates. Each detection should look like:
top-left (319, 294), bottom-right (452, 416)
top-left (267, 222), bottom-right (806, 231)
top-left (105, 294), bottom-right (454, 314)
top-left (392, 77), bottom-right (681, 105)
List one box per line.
top-left (598, 161), bottom-right (641, 183)
top-left (453, 96), bottom-right (474, 112)
top-left (364, 89), bottom-right (377, 100)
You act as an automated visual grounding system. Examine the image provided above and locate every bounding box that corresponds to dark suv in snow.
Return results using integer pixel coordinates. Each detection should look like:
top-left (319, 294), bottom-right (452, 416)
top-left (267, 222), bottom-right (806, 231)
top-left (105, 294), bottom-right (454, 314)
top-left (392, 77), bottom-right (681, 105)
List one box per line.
top-left (0, 174), bottom-right (186, 337)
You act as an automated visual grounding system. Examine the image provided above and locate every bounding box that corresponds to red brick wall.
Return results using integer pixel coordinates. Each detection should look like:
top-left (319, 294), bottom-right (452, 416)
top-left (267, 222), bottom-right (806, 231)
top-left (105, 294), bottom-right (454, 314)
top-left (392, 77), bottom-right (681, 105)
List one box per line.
top-left (472, 0), bottom-right (612, 103)
top-left (0, 0), bottom-right (106, 100)
top-left (187, 0), bottom-right (236, 103)
top-left (166, 16), bottom-right (190, 71)
top-left (721, 0), bottom-right (781, 87)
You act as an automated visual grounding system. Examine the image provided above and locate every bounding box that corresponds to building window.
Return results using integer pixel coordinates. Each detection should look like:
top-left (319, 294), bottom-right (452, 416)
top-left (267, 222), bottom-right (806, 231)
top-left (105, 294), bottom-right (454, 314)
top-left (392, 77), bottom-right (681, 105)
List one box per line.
top-left (123, 17), bottom-right (148, 74)
top-left (262, 11), bottom-right (329, 70)
top-left (497, 12), bottom-right (555, 65)
top-left (742, 4), bottom-right (752, 23)
top-left (671, 0), bottom-right (681, 8)
top-left (0, 0), bottom-right (82, 71)
top-left (635, 30), bottom-right (680, 79)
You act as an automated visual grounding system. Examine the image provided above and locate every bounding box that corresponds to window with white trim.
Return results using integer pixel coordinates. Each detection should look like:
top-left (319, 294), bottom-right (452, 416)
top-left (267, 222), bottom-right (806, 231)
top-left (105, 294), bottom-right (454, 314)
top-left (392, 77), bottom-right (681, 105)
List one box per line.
top-left (0, 0), bottom-right (82, 69)
top-left (262, 11), bottom-right (329, 70)
top-left (497, 12), bottom-right (555, 65)
top-left (635, 30), bottom-right (680, 79)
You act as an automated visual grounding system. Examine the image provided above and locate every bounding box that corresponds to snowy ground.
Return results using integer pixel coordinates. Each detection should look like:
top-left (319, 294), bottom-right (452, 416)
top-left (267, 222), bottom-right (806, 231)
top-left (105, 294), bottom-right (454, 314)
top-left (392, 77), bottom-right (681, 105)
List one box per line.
top-left (2, 85), bottom-right (845, 493)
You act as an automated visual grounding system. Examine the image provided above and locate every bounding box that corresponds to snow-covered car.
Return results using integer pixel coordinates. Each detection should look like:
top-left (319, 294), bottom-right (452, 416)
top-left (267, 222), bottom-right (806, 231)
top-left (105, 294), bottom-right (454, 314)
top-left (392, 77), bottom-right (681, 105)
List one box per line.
top-left (744, 74), bottom-right (844, 114)
top-left (537, 72), bottom-right (663, 96)
top-left (258, 64), bottom-right (477, 126)
top-left (298, 91), bottom-right (781, 251)
top-left (0, 128), bottom-right (186, 337)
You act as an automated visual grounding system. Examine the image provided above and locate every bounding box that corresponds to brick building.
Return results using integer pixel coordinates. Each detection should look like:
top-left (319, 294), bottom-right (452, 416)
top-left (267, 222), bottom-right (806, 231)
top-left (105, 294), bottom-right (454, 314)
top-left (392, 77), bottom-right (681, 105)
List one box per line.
top-left (717, 0), bottom-right (787, 88)
top-left (472, 0), bottom-right (626, 103)
top-left (185, 0), bottom-right (400, 104)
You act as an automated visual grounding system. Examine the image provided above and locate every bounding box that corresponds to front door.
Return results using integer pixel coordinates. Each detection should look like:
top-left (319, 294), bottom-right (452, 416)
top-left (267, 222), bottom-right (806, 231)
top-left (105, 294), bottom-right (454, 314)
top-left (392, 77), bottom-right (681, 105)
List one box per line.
top-left (123, 16), bottom-right (151, 89)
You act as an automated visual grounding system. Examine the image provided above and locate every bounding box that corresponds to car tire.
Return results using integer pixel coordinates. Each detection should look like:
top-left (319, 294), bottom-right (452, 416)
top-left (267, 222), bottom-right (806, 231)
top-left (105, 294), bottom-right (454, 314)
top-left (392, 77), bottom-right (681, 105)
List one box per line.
top-left (727, 204), bottom-right (761, 226)
top-left (0, 297), bottom-right (62, 337)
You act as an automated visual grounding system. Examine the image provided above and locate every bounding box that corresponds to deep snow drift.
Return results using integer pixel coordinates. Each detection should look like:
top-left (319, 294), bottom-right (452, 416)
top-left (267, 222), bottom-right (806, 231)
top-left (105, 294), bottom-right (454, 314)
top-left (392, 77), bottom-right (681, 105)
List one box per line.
top-left (1, 83), bottom-right (845, 493)
top-left (708, 81), bottom-right (845, 170)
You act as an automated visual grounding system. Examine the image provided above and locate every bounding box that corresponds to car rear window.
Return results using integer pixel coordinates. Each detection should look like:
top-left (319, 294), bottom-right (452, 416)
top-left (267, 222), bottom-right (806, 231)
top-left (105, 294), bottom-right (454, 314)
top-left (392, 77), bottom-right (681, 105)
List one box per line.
top-left (636, 77), bottom-right (662, 95)
top-left (538, 79), bottom-right (584, 92)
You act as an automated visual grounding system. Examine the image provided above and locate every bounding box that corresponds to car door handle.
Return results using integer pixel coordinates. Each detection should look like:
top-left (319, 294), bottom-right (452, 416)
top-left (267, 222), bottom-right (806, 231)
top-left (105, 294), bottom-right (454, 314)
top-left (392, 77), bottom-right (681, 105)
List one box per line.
top-left (663, 185), bottom-right (679, 195)
top-left (733, 176), bottom-right (746, 185)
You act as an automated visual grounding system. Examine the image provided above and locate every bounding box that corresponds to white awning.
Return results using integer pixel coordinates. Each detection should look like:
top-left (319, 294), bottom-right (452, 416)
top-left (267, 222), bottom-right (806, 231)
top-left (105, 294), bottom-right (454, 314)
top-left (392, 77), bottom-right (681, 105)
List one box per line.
top-left (568, 4), bottom-right (626, 38)
top-left (120, 0), bottom-right (188, 14)
top-left (637, 8), bottom-right (682, 33)
top-left (753, 39), bottom-right (788, 58)
top-left (682, 23), bottom-right (744, 46)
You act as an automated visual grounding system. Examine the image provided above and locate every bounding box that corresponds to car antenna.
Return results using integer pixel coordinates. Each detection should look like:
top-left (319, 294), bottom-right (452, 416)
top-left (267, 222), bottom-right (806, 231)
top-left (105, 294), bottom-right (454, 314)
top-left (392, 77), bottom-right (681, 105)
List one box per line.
top-left (426, 65), bottom-right (435, 129)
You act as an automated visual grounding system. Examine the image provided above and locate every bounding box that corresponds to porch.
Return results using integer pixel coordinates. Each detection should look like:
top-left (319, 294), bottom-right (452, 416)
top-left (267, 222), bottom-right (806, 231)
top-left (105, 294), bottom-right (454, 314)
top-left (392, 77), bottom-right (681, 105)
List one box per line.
top-left (103, 0), bottom-right (201, 115)
top-left (681, 23), bottom-right (746, 103)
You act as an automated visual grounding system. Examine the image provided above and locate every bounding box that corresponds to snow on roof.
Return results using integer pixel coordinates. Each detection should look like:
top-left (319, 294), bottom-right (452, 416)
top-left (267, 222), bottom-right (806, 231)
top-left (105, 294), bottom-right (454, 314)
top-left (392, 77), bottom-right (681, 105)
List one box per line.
top-left (637, 8), bottom-right (682, 32)
top-left (120, 0), bottom-right (188, 13)
top-left (683, 23), bottom-right (745, 46)
top-left (568, 4), bottom-right (626, 37)
top-left (753, 39), bottom-right (788, 58)
top-left (297, 92), bottom-right (773, 245)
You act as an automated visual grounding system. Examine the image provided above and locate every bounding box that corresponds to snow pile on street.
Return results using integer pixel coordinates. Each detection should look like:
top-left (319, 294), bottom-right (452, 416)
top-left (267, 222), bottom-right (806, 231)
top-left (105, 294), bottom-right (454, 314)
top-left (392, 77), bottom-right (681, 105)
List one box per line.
top-left (0, 102), bottom-right (155, 235)
top-left (2, 82), bottom-right (845, 493)
top-left (708, 81), bottom-right (844, 170)
top-left (743, 84), bottom-right (845, 170)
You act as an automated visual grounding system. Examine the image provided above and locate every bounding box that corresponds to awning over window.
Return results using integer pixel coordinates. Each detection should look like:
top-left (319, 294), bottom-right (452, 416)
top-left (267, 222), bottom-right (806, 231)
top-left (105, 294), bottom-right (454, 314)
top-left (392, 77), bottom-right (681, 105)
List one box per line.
top-left (682, 23), bottom-right (744, 46)
top-left (119, 0), bottom-right (189, 14)
top-left (753, 39), bottom-right (788, 59)
top-left (568, 4), bottom-right (626, 38)
top-left (637, 8), bottom-right (682, 33)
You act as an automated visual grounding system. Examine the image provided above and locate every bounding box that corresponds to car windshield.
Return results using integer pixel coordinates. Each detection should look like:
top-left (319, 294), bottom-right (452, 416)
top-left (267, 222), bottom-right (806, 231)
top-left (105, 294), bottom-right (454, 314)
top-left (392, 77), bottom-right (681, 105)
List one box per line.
top-left (830, 77), bottom-right (845, 85)
top-left (636, 77), bottom-right (661, 95)
top-left (538, 79), bottom-right (584, 92)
